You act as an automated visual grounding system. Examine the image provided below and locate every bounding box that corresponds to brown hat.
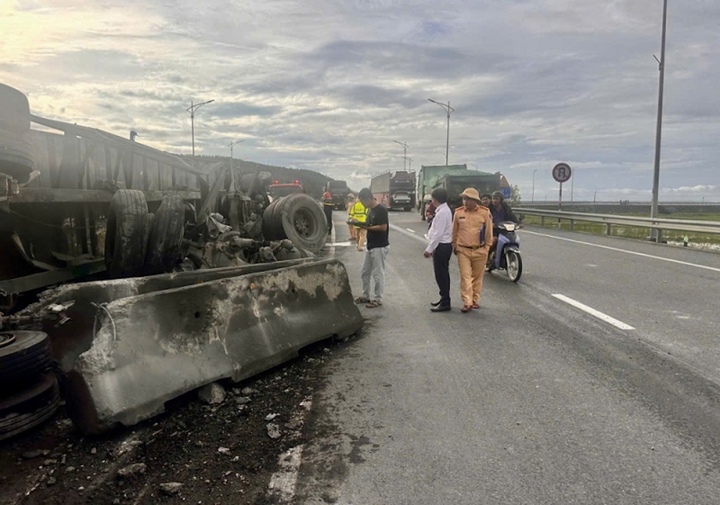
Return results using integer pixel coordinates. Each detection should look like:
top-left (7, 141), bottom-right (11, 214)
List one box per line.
top-left (459, 187), bottom-right (481, 202)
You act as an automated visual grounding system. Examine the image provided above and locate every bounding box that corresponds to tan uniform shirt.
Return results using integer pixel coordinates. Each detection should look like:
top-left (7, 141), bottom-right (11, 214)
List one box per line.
top-left (452, 205), bottom-right (493, 249)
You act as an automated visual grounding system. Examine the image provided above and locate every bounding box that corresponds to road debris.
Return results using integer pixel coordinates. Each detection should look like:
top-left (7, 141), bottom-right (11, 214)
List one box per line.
top-left (198, 382), bottom-right (226, 405)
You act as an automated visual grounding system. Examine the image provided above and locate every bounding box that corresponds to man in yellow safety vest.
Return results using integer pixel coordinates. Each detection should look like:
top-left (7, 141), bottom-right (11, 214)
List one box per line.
top-left (349, 197), bottom-right (368, 251)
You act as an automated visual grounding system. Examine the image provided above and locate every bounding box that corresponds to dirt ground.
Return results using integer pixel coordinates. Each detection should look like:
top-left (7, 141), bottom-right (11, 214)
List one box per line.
top-left (0, 338), bottom-right (348, 505)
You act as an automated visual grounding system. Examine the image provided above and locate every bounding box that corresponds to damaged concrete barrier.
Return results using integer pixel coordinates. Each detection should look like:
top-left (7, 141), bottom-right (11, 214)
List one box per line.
top-left (21, 258), bottom-right (317, 372)
top-left (59, 259), bottom-right (362, 434)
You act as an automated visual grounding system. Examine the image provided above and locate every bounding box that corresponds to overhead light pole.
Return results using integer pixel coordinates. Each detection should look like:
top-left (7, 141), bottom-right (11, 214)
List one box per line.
top-left (650, 0), bottom-right (668, 242)
top-left (393, 140), bottom-right (409, 170)
top-left (532, 169), bottom-right (538, 203)
top-left (186, 99), bottom-right (215, 156)
top-left (428, 98), bottom-right (454, 166)
top-left (230, 139), bottom-right (245, 159)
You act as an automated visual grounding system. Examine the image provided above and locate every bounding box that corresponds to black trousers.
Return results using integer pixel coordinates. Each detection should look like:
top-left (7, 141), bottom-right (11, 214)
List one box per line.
top-left (433, 243), bottom-right (453, 306)
top-left (323, 205), bottom-right (333, 232)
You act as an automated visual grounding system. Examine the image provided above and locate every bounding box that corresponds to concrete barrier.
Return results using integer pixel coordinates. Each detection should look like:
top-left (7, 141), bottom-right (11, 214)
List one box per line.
top-left (24, 259), bottom-right (363, 434)
top-left (22, 258), bottom-right (316, 372)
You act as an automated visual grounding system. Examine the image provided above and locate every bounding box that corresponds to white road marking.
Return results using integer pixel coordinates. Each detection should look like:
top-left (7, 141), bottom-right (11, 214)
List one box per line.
top-left (267, 397), bottom-right (313, 503)
top-left (268, 446), bottom-right (304, 502)
top-left (553, 294), bottom-right (635, 330)
top-left (405, 228), bottom-right (416, 233)
top-left (524, 230), bottom-right (720, 273)
top-left (390, 224), bottom-right (427, 243)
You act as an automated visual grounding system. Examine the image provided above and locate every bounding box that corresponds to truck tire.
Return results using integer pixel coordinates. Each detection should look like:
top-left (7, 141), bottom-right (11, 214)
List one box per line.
top-left (263, 194), bottom-right (327, 253)
top-left (0, 128), bottom-right (34, 184)
top-left (0, 84), bottom-right (31, 132)
top-left (0, 331), bottom-right (53, 395)
top-left (104, 190), bottom-right (150, 278)
top-left (144, 195), bottom-right (187, 275)
top-left (0, 374), bottom-right (60, 441)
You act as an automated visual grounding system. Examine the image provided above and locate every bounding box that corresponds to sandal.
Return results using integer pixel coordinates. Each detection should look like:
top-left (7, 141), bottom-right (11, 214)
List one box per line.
top-left (460, 305), bottom-right (471, 313)
top-left (366, 300), bottom-right (383, 308)
top-left (354, 296), bottom-right (370, 304)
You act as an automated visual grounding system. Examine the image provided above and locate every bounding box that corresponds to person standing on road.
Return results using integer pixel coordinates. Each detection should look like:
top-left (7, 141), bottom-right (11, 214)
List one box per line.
top-left (349, 196), bottom-right (368, 251)
top-left (424, 188), bottom-right (453, 312)
top-left (452, 188), bottom-right (493, 313)
top-left (322, 191), bottom-right (334, 234)
top-left (351, 188), bottom-right (389, 309)
top-left (346, 193), bottom-right (357, 242)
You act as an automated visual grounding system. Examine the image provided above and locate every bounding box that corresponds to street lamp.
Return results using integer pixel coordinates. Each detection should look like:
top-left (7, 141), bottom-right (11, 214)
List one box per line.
top-left (230, 139), bottom-right (245, 158)
top-left (393, 140), bottom-right (409, 170)
top-left (186, 99), bottom-right (215, 156)
top-left (532, 169), bottom-right (538, 203)
top-left (650, 0), bottom-right (668, 242)
top-left (428, 98), bottom-right (454, 166)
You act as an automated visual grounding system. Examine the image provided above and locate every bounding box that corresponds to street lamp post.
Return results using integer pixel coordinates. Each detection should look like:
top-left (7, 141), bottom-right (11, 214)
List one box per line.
top-left (650, 0), bottom-right (668, 242)
top-left (532, 169), bottom-right (538, 203)
top-left (186, 99), bottom-right (215, 156)
top-left (428, 98), bottom-right (454, 166)
top-left (393, 140), bottom-right (409, 170)
top-left (230, 139), bottom-right (245, 159)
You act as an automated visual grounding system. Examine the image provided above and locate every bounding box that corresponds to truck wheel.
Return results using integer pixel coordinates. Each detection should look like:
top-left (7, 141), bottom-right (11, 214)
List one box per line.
top-left (0, 84), bottom-right (31, 132)
top-left (0, 128), bottom-right (34, 184)
top-left (0, 374), bottom-right (60, 441)
top-left (281, 193), bottom-right (328, 253)
top-left (104, 190), bottom-right (150, 278)
top-left (144, 195), bottom-right (187, 275)
top-left (0, 331), bottom-right (53, 395)
top-left (262, 194), bottom-right (327, 253)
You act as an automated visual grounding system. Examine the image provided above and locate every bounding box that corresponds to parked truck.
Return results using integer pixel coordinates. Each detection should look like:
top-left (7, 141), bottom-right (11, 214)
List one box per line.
top-left (416, 164), bottom-right (468, 219)
top-left (434, 171), bottom-right (503, 211)
top-left (325, 180), bottom-right (350, 210)
top-left (0, 82), bottom-right (362, 438)
top-left (370, 170), bottom-right (416, 211)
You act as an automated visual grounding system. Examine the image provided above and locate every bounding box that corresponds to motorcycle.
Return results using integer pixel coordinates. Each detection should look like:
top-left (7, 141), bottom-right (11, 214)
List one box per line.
top-left (487, 221), bottom-right (522, 282)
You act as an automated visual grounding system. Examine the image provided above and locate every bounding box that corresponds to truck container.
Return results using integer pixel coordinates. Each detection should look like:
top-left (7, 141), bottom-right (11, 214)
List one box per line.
top-left (434, 171), bottom-right (502, 211)
top-left (370, 170), bottom-right (416, 211)
top-left (416, 164), bottom-right (468, 219)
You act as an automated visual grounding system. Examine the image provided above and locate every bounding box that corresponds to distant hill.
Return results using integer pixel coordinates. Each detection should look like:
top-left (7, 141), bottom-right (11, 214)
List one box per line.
top-left (183, 155), bottom-right (346, 199)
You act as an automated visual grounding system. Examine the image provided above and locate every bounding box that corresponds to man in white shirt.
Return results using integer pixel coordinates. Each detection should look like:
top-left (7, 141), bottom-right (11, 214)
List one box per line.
top-left (423, 188), bottom-right (453, 312)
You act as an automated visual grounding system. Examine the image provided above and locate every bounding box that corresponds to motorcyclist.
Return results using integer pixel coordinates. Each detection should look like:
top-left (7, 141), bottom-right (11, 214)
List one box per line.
top-left (487, 191), bottom-right (518, 270)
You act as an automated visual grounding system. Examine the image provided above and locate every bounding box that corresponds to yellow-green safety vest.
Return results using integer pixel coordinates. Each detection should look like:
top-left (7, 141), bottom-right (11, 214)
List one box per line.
top-left (350, 201), bottom-right (368, 223)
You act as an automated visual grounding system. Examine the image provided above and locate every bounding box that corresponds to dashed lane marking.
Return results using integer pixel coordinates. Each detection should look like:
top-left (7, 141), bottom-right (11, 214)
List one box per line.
top-left (405, 228), bottom-right (416, 233)
top-left (390, 224), bottom-right (426, 243)
top-left (552, 294), bottom-right (635, 330)
top-left (524, 230), bottom-right (720, 274)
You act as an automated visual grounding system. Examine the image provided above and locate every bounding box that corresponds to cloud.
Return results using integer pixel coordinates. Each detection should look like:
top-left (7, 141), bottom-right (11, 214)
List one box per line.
top-left (1, 0), bottom-right (718, 201)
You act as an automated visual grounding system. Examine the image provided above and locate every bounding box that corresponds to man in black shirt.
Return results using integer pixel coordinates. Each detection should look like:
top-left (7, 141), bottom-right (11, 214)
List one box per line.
top-left (350, 188), bottom-right (389, 308)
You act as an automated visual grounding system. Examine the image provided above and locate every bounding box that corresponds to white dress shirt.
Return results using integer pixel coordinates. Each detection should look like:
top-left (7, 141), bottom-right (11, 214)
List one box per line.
top-left (425, 202), bottom-right (453, 253)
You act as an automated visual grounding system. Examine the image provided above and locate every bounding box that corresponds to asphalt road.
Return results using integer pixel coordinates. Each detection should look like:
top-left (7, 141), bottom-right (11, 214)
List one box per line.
top-left (294, 210), bottom-right (720, 505)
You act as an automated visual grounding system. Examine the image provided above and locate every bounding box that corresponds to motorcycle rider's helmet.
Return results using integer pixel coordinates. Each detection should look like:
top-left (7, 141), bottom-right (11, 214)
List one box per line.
top-left (491, 190), bottom-right (505, 201)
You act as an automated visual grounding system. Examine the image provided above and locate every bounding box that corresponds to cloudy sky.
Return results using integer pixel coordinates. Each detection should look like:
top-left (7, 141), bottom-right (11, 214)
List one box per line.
top-left (2, 0), bottom-right (719, 202)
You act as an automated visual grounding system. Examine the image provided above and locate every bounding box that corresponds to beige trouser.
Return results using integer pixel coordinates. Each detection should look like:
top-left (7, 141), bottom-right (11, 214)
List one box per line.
top-left (356, 228), bottom-right (367, 249)
top-left (456, 246), bottom-right (489, 306)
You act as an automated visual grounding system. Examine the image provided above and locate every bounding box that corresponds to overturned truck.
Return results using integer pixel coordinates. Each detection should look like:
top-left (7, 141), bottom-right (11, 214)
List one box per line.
top-left (0, 83), bottom-right (362, 437)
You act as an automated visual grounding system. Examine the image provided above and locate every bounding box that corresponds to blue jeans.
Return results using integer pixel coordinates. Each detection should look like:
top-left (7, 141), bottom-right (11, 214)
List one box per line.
top-left (361, 246), bottom-right (389, 302)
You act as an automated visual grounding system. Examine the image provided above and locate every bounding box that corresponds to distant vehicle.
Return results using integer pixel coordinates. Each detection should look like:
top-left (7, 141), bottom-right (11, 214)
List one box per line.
top-left (416, 164), bottom-right (469, 219)
top-left (434, 171), bottom-right (502, 211)
top-left (370, 170), bottom-right (416, 211)
top-left (268, 179), bottom-right (304, 198)
top-left (325, 180), bottom-right (350, 210)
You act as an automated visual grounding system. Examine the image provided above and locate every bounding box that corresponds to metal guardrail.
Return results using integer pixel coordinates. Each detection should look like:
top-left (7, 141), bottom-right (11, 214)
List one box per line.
top-left (515, 207), bottom-right (720, 241)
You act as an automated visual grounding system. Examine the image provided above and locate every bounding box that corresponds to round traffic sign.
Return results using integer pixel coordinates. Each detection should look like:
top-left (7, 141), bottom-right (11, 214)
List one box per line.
top-left (552, 163), bottom-right (572, 183)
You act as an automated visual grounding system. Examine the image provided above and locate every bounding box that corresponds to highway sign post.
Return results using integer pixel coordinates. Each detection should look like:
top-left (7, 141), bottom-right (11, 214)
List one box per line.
top-left (552, 163), bottom-right (572, 210)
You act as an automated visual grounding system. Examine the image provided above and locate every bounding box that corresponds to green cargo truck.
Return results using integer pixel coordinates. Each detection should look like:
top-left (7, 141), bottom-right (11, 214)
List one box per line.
top-left (416, 164), bottom-right (468, 219)
top-left (434, 171), bottom-right (502, 211)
